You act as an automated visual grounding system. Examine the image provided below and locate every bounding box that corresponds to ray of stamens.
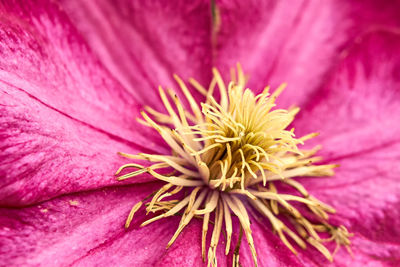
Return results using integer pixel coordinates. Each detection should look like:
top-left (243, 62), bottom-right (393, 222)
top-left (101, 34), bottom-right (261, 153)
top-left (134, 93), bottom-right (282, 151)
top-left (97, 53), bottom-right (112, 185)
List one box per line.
top-left (307, 237), bottom-right (333, 262)
top-left (144, 106), bottom-right (174, 124)
top-left (195, 189), bottom-right (219, 215)
top-left (168, 90), bottom-right (201, 151)
top-left (270, 82), bottom-right (287, 102)
top-left (147, 169), bottom-right (202, 187)
top-left (157, 185), bottom-right (183, 202)
top-left (158, 86), bottom-right (184, 129)
top-left (230, 67), bottom-right (237, 85)
top-left (294, 217), bottom-right (321, 240)
top-left (194, 135), bottom-right (240, 142)
top-left (140, 194), bottom-right (192, 227)
top-left (185, 128), bottom-right (224, 135)
top-left (139, 154), bottom-right (199, 177)
top-left (201, 192), bottom-right (212, 261)
top-left (141, 111), bottom-right (196, 165)
top-left (268, 183), bottom-right (279, 215)
top-left (210, 161), bottom-right (225, 189)
top-left (191, 143), bottom-right (223, 156)
top-left (201, 107), bottom-right (226, 129)
top-left (186, 187), bottom-right (202, 214)
top-left (116, 168), bottom-right (148, 181)
top-left (288, 106), bottom-right (300, 118)
top-left (146, 183), bottom-right (173, 214)
top-left (167, 189), bottom-right (208, 248)
top-left (248, 189), bottom-right (319, 207)
top-left (133, 153), bottom-right (187, 165)
top-left (236, 63), bottom-right (246, 86)
top-left (248, 160), bottom-right (267, 185)
top-left (280, 156), bottom-right (323, 169)
top-left (115, 163), bottom-right (145, 175)
top-left (249, 164), bottom-right (338, 185)
top-left (125, 201), bottom-right (143, 228)
top-left (249, 198), bottom-right (300, 254)
top-left (285, 180), bottom-right (336, 216)
top-left (224, 195), bottom-right (258, 267)
top-left (232, 228), bottom-right (242, 267)
top-left (222, 197), bottom-right (232, 255)
top-left (174, 74), bottom-right (204, 124)
top-left (209, 201), bottom-right (224, 265)
top-left (299, 145), bottom-right (322, 158)
top-left (206, 77), bottom-right (217, 105)
top-left (212, 68), bottom-right (228, 110)
top-left (159, 87), bottom-right (200, 152)
top-left (297, 132), bottom-right (320, 143)
top-left (188, 77), bottom-right (208, 96)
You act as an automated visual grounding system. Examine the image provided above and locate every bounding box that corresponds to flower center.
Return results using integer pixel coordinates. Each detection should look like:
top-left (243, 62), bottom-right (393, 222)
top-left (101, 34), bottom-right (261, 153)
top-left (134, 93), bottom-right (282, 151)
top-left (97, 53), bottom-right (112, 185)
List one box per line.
top-left (116, 64), bottom-right (352, 266)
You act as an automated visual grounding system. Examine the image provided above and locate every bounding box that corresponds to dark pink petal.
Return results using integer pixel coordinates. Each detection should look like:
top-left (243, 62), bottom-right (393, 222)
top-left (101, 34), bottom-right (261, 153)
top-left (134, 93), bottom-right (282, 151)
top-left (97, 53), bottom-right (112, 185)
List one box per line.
top-left (215, 0), bottom-right (400, 108)
top-left (58, 0), bottom-right (213, 106)
top-left (0, 0), bottom-right (162, 148)
top-left (0, 183), bottom-right (228, 266)
top-left (292, 31), bottom-right (400, 265)
top-left (0, 85), bottom-right (161, 206)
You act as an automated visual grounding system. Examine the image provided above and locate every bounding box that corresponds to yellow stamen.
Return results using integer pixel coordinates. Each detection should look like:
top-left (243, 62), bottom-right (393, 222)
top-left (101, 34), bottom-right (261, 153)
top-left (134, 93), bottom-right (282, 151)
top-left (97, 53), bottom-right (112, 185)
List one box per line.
top-left (116, 64), bottom-right (352, 266)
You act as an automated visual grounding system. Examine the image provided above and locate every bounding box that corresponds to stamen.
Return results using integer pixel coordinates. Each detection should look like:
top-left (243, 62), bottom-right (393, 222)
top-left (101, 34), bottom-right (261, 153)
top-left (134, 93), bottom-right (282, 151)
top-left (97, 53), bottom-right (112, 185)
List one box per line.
top-left (222, 198), bottom-right (233, 255)
top-left (116, 64), bottom-right (352, 266)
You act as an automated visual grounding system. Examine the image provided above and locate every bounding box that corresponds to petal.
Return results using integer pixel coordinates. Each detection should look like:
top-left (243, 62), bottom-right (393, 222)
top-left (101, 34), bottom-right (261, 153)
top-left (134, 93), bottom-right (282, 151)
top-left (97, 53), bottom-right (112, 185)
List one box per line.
top-left (214, 0), bottom-right (400, 108)
top-left (58, 0), bottom-right (213, 106)
top-left (235, 200), bottom-right (400, 267)
top-left (0, 0), bottom-right (162, 149)
top-left (0, 84), bottom-right (160, 206)
top-left (0, 183), bottom-right (167, 266)
top-left (292, 31), bottom-right (400, 265)
top-left (0, 183), bottom-right (216, 266)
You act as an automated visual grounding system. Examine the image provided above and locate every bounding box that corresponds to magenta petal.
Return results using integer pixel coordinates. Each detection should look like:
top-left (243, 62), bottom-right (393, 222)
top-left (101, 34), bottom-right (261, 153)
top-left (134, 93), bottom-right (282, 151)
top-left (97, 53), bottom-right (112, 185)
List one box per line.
top-left (150, 221), bottom-right (204, 267)
top-left (292, 31), bottom-right (400, 265)
top-left (215, 0), bottom-right (400, 108)
top-left (0, 0), bottom-right (163, 149)
top-left (0, 86), bottom-right (160, 206)
top-left (0, 183), bottom-right (229, 266)
top-left (0, 183), bottom-right (185, 266)
top-left (59, 0), bottom-right (213, 106)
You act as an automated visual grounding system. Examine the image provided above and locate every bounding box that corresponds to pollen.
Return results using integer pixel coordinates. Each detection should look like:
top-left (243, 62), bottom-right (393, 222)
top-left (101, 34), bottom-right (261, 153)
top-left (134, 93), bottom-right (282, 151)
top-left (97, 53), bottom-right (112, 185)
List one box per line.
top-left (116, 64), bottom-right (352, 266)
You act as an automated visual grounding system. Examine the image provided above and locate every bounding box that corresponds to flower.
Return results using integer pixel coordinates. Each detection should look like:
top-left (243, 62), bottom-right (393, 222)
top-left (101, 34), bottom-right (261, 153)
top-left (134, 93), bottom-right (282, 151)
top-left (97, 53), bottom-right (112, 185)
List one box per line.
top-left (1, 0), bottom-right (400, 266)
top-left (118, 64), bottom-right (351, 266)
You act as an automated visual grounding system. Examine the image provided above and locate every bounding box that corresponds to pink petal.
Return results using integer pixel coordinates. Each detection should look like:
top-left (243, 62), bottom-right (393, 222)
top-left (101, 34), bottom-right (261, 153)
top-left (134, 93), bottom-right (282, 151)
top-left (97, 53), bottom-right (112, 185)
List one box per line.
top-left (0, 183), bottom-right (181, 266)
top-left (291, 31), bottom-right (400, 265)
top-left (0, 85), bottom-right (159, 206)
top-left (215, 0), bottom-right (400, 108)
top-left (58, 0), bottom-right (213, 106)
top-left (0, 0), bottom-right (163, 149)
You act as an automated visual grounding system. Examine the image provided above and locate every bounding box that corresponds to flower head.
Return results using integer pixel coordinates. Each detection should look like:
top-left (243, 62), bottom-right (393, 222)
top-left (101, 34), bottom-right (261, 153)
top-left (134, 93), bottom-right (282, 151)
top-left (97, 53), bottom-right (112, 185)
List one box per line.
top-left (117, 64), bottom-right (351, 266)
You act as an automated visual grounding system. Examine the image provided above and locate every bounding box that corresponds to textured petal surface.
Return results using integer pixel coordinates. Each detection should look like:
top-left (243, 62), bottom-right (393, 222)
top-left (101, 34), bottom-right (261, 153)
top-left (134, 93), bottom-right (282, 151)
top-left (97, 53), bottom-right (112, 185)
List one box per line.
top-left (0, 0), bottom-right (161, 148)
top-left (0, 83), bottom-right (160, 206)
top-left (0, 0), bottom-right (175, 206)
top-left (59, 0), bottom-right (213, 106)
top-left (0, 183), bottom-right (220, 266)
top-left (214, 0), bottom-right (400, 108)
top-left (290, 31), bottom-right (400, 266)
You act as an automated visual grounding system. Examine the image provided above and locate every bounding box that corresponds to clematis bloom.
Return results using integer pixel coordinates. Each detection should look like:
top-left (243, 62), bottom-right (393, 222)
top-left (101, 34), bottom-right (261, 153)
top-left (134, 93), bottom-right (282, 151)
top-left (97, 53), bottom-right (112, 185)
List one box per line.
top-left (1, 0), bottom-right (400, 266)
top-left (117, 64), bottom-right (351, 266)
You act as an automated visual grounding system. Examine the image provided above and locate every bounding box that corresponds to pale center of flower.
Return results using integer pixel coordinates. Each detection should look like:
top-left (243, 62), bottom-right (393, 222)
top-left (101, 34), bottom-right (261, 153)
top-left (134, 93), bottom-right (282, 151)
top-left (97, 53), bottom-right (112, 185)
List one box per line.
top-left (115, 64), bottom-right (352, 267)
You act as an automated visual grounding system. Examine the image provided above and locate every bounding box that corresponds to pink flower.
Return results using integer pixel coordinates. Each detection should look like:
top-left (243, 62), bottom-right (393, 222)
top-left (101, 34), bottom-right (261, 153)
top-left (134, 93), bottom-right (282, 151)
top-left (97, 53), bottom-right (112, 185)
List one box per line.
top-left (1, 0), bottom-right (400, 266)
